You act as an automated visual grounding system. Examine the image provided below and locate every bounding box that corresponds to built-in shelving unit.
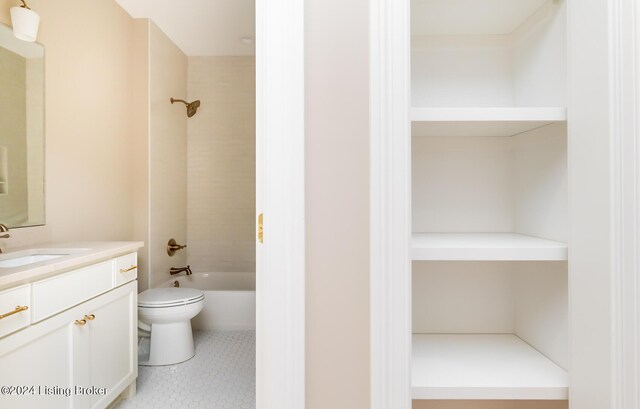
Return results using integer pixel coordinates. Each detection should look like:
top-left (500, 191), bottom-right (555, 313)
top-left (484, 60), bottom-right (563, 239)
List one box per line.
top-left (410, 0), bottom-right (569, 406)
top-left (412, 233), bottom-right (567, 261)
top-left (412, 334), bottom-right (568, 400)
top-left (411, 107), bottom-right (567, 137)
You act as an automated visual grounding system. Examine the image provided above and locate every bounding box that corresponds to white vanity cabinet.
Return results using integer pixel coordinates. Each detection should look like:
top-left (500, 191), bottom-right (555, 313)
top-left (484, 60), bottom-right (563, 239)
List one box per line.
top-left (0, 247), bottom-right (140, 409)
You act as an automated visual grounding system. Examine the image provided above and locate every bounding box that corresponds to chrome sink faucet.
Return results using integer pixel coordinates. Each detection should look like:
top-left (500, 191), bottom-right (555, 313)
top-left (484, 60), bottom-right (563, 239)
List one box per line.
top-left (0, 224), bottom-right (10, 254)
top-left (169, 265), bottom-right (192, 276)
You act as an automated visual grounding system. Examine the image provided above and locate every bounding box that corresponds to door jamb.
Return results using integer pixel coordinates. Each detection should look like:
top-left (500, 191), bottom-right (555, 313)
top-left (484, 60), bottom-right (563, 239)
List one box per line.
top-left (369, 0), bottom-right (412, 407)
top-left (256, 0), bottom-right (305, 408)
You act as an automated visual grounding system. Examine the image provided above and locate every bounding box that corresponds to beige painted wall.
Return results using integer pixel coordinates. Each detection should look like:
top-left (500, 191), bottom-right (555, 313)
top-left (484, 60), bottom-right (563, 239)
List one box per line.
top-left (0, 0), bottom-right (142, 248)
top-left (131, 18), bottom-right (150, 291)
top-left (305, 0), bottom-right (370, 407)
top-left (187, 56), bottom-right (255, 273)
top-left (148, 21), bottom-right (187, 288)
top-left (0, 2), bottom-right (192, 291)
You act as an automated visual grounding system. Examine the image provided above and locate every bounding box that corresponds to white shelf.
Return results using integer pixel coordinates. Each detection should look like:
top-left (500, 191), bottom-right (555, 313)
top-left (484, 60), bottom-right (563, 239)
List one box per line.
top-left (411, 0), bottom-right (549, 36)
top-left (411, 107), bottom-right (567, 137)
top-left (412, 334), bottom-right (568, 400)
top-left (412, 233), bottom-right (567, 261)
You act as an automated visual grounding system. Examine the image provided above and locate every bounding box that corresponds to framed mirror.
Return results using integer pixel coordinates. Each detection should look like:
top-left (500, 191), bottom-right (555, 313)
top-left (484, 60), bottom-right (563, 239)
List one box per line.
top-left (0, 22), bottom-right (44, 228)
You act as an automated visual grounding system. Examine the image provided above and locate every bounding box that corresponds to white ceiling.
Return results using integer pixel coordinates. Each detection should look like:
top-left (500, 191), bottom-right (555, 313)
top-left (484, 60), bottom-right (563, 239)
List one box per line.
top-left (114, 0), bottom-right (255, 56)
top-left (411, 0), bottom-right (548, 36)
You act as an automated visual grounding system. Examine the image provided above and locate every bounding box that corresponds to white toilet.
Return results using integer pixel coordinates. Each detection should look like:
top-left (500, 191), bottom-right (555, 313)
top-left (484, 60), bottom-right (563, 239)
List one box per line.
top-left (137, 287), bottom-right (205, 366)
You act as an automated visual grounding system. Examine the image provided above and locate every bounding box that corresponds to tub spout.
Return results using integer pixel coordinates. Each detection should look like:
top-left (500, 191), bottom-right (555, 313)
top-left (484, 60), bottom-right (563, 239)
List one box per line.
top-left (169, 265), bottom-right (192, 276)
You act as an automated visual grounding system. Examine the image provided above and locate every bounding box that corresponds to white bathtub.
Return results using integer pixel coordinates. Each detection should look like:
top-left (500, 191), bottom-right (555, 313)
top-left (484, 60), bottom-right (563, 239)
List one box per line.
top-left (161, 272), bottom-right (256, 330)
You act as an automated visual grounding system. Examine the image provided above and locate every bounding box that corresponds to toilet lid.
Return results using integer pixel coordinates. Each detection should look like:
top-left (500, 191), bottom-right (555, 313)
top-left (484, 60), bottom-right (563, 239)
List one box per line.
top-left (138, 287), bottom-right (204, 307)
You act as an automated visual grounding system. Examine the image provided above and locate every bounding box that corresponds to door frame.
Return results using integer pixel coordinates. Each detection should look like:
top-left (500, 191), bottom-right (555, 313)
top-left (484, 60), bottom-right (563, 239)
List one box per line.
top-left (255, 1), bottom-right (305, 408)
top-left (369, 0), bottom-right (412, 408)
top-left (368, 0), bottom-right (640, 408)
top-left (611, 0), bottom-right (640, 406)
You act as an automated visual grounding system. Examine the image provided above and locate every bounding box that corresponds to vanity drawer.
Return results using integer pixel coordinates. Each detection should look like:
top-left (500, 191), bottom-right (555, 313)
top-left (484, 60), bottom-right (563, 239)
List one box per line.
top-left (115, 253), bottom-right (138, 286)
top-left (32, 260), bottom-right (113, 322)
top-left (0, 284), bottom-right (31, 338)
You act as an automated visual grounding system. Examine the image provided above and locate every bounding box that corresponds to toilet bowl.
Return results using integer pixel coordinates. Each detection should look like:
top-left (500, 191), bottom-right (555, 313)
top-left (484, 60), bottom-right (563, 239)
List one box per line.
top-left (138, 287), bottom-right (204, 366)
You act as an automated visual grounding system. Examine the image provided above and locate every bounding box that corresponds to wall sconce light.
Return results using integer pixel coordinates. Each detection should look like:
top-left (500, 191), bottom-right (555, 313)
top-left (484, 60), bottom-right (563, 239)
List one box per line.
top-left (10, 0), bottom-right (40, 42)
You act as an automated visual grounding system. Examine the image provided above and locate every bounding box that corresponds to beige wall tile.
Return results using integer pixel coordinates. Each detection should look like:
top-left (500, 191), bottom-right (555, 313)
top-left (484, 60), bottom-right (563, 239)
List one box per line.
top-left (149, 22), bottom-right (187, 288)
top-left (186, 56), bottom-right (255, 273)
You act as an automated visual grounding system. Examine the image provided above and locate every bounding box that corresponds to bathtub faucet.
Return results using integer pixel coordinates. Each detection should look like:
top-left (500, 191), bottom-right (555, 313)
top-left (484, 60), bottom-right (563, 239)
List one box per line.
top-left (169, 265), bottom-right (192, 276)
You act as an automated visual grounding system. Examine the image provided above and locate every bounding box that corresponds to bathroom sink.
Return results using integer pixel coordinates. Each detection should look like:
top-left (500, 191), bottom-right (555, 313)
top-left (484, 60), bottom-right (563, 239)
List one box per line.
top-left (0, 254), bottom-right (66, 268)
top-left (0, 246), bottom-right (93, 268)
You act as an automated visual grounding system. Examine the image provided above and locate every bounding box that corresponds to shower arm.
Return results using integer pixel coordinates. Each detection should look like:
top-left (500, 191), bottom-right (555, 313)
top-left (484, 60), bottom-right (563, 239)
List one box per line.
top-left (170, 97), bottom-right (200, 118)
top-left (170, 98), bottom-right (189, 106)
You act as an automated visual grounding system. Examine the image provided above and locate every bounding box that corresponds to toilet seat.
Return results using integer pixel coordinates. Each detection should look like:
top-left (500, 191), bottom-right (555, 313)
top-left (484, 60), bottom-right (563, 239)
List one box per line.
top-left (138, 287), bottom-right (204, 308)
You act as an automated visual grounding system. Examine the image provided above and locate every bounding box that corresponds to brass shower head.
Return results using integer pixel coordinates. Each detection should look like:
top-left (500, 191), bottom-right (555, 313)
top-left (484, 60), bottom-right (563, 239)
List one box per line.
top-left (170, 98), bottom-right (201, 118)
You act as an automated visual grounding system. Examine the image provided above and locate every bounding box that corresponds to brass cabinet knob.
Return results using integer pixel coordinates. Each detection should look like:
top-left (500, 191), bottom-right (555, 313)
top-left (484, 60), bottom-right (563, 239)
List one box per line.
top-left (74, 319), bottom-right (87, 326)
top-left (84, 314), bottom-right (95, 321)
top-left (120, 265), bottom-right (137, 273)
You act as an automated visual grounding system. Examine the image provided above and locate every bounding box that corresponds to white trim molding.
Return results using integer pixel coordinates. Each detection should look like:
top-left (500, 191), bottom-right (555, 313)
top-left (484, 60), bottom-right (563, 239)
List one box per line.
top-left (255, 0), bottom-right (305, 408)
top-left (369, 0), bottom-right (412, 407)
top-left (611, 0), bottom-right (640, 407)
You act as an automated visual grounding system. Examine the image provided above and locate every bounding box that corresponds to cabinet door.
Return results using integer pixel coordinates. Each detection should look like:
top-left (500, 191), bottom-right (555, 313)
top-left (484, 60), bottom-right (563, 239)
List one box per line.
top-left (0, 279), bottom-right (137, 409)
top-left (0, 303), bottom-right (79, 409)
top-left (85, 281), bottom-right (137, 409)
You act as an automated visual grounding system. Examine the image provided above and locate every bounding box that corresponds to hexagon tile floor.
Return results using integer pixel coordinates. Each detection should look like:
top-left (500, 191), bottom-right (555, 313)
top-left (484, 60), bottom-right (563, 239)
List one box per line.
top-left (115, 330), bottom-right (255, 409)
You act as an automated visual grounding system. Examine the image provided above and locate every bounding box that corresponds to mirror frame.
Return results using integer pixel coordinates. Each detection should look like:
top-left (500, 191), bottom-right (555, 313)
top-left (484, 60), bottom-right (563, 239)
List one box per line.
top-left (0, 22), bottom-right (45, 229)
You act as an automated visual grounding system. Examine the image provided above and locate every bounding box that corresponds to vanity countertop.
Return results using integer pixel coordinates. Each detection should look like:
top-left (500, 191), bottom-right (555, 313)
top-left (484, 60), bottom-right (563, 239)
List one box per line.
top-left (0, 241), bottom-right (144, 290)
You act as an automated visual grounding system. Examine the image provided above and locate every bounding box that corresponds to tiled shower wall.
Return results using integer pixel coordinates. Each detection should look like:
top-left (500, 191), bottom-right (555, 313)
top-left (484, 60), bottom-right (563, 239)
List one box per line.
top-left (187, 57), bottom-right (256, 273)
